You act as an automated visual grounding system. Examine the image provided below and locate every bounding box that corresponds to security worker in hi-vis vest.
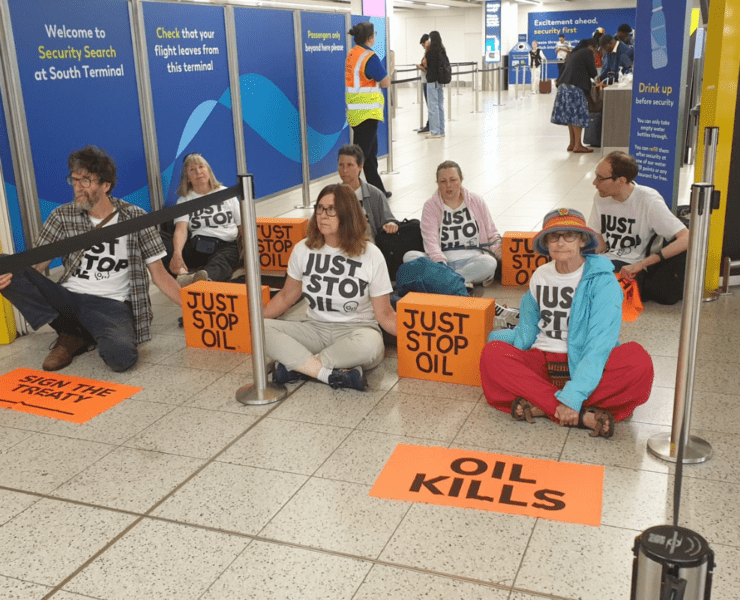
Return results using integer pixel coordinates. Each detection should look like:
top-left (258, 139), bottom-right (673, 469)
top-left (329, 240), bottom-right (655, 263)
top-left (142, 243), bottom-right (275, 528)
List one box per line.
top-left (345, 21), bottom-right (391, 198)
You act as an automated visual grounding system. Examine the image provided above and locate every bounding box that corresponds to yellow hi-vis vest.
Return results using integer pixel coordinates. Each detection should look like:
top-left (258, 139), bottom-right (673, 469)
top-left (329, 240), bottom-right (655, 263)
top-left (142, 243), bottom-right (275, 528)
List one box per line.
top-left (345, 45), bottom-right (385, 126)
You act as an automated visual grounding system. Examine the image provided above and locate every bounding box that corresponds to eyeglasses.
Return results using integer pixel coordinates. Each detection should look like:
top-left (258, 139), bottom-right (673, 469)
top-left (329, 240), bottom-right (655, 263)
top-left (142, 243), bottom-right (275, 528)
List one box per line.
top-left (315, 204), bottom-right (337, 216)
top-left (544, 231), bottom-right (580, 244)
top-left (66, 175), bottom-right (99, 188)
top-left (594, 173), bottom-right (616, 183)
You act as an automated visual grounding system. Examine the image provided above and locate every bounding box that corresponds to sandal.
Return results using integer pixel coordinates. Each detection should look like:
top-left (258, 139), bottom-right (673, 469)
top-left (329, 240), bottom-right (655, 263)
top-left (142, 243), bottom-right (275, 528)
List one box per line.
top-left (578, 407), bottom-right (615, 439)
top-left (511, 397), bottom-right (536, 424)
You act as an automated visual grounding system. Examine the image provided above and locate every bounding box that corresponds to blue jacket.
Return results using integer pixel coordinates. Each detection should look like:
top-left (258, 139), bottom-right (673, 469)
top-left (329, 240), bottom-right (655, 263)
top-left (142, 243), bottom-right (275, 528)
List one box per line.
top-left (487, 255), bottom-right (622, 412)
top-left (600, 41), bottom-right (633, 80)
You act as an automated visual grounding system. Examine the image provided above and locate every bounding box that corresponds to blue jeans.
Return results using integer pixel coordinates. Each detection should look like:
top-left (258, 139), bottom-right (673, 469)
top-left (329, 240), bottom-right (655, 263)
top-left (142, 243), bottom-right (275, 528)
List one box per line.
top-left (428, 82), bottom-right (445, 135)
top-left (404, 251), bottom-right (497, 284)
top-left (2, 267), bottom-right (138, 372)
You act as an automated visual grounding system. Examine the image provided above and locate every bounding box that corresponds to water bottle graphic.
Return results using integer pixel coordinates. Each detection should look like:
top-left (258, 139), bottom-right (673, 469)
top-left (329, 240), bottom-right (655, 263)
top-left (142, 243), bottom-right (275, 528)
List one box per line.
top-left (651, 0), bottom-right (668, 69)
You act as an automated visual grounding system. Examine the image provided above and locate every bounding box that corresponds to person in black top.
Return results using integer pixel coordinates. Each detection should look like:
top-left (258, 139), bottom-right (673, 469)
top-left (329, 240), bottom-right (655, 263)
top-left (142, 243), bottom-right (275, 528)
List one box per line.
top-left (424, 30), bottom-right (449, 138)
top-left (529, 41), bottom-right (544, 93)
top-left (550, 38), bottom-right (598, 153)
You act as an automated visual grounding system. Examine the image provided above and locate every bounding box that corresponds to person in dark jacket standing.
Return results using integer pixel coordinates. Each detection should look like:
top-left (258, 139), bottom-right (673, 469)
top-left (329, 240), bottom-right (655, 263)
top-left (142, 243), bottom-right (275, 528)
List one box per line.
top-left (550, 38), bottom-right (598, 153)
top-left (424, 30), bottom-right (448, 139)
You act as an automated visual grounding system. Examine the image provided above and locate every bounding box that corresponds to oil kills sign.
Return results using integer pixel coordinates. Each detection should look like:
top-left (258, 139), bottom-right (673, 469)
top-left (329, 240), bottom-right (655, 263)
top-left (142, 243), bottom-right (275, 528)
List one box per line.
top-left (370, 444), bottom-right (604, 526)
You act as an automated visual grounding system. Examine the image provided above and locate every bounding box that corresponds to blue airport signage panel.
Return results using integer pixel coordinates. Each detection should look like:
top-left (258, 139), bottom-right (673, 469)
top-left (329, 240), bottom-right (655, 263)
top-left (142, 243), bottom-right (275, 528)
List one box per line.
top-left (485, 2), bottom-right (502, 64)
top-left (143, 2), bottom-right (236, 206)
top-left (7, 0), bottom-right (150, 221)
top-left (234, 7), bottom-right (302, 199)
top-left (528, 8), bottom-right (636, 81)
top-left (0, 94), bottom-right (26, 252)
top-left (628, 0), bottom-right (691, 209)
top-left (303, 12), bottom-right (351, 180)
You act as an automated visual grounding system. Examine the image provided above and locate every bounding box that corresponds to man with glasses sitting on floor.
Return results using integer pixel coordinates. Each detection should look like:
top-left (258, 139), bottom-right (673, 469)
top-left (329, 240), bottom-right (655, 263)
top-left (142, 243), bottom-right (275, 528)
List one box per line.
top-left (589, 151), bottom-right (689, 299)
top-left (0, 145), bottom-right (182, 372)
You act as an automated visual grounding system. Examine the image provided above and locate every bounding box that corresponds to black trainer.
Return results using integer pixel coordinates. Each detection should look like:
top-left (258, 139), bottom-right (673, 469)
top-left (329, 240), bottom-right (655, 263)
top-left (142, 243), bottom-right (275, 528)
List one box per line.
top-left (327, 367), bottom-right (367, 391)
top-left (273, 362), bottom-right (304, 384)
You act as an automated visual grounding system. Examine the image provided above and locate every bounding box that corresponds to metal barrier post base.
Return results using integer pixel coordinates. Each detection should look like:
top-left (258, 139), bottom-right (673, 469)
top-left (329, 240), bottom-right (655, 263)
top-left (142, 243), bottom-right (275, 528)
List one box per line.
top-left (647, 432), bottom-right (712, 464)
top-left (294, 204), bottom-right (312, 210)
top-left (236, 381), bottom-right (287, 406)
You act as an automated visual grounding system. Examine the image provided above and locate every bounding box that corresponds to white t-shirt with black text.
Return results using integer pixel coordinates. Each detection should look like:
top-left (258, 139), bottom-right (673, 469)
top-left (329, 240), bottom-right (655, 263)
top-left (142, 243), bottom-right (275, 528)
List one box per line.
top-left (530, 261), bottom-right (584, 354)
top-left (174, 186), bottom-right (241, 242)
top-left (440, 203), bottom-right (480, 262)
top-left (589, 184), bottom-right (685, 265)
top-left (287, 239), bottom-right (392, 323)
top-left (62, 213), bottom-right (165, 302)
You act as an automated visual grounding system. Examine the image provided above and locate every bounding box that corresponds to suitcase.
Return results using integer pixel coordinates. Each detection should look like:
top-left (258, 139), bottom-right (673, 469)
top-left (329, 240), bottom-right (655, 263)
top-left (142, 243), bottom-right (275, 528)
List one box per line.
top-left (583, 112), bottom-right (602, 147)
top-left (539, 79), bottom-right (552, 94)
top-left (374, 219), bottom-right (424, 282)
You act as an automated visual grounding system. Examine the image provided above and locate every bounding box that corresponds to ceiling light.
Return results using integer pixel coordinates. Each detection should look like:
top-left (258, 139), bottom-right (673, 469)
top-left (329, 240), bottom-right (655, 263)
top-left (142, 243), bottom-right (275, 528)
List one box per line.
top-left (513, 0), bottom-right (541, 4)
top-left (425, 2), bottom-right (450, 7)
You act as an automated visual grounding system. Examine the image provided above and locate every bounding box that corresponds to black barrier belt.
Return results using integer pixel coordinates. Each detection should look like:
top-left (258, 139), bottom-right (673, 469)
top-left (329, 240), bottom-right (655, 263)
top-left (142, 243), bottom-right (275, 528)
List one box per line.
top-left (0, 184), bottom-right (241, 274)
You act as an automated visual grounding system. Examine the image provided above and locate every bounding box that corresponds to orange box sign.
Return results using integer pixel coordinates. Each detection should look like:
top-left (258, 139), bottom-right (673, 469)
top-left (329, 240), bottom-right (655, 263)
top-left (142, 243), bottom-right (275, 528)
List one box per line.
top-left (181, 281), bottom-right (270, 353)
top-left (0, 368), bottom-right (142, 424)
top-left (370, 444), bottom-right (604, 526)
top-left (256, 218), bottom-right (308, 272)
top-left (501, 231), bottom-right (550, 286)
top-left (397, 293), bottom-right (495, 386)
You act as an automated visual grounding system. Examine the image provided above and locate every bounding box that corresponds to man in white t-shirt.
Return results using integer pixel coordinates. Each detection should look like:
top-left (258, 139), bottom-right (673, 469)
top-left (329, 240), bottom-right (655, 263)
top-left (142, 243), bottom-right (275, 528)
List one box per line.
top-left (555, 34), bottom-right (571, 77)
top-left (589, 151), bottom-right (689, 285)
top-left (0, 146), bottom-right (183, 372)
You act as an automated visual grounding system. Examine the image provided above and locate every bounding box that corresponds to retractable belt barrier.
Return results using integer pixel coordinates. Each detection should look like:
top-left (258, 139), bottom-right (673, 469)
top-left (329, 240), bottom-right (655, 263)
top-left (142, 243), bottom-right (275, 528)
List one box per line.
top-left (0, 184), bottom-right (241, 275)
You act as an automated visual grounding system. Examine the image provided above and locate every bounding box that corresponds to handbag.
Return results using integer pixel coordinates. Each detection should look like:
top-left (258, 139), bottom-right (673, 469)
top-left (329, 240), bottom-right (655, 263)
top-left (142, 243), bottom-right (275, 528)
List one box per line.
top-left (191, 235), bottom-right (218, 254)
top-left (374, 219), bottom-right (424, 282)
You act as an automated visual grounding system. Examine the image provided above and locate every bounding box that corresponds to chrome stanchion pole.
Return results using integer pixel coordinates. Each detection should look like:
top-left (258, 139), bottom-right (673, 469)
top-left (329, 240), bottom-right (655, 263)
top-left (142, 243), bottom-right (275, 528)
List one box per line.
top-left (236, 174), bottom-right (288, 406)
top-left (473, 65), bottom-right (480, 113)
top-left (293, 10), bottom-right (312, 210)
top-left (647, 128), bottom-right (720, 464)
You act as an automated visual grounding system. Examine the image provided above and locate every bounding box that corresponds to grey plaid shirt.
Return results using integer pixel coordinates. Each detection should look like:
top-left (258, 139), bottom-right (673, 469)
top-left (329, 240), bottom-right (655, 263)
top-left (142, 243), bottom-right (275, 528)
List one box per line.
top-left (35, 197), bottom-right (166, 344)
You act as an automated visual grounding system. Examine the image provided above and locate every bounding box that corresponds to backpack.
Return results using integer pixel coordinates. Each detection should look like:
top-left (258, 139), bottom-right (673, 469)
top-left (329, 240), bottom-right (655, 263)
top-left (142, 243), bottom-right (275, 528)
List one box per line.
top-left (437, 51), bottom-right (452, 84)
top-left (395, 257), bottom-right (469, 298)
top-left (640, 207), bottom-right (690, 305)
top-left (374, 219), bottom-right (424, 282)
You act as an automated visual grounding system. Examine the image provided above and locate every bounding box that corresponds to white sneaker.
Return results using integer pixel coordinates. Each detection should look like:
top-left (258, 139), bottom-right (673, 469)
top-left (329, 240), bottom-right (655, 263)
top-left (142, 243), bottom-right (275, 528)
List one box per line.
top-left (177, 269), bottom-right (209, 287)
top-left (482, 275), bottom-right (496, 287)
top-left (426, 133), bottom-right (444, 139)
top-left (494, 303), bottom-right (520, 330)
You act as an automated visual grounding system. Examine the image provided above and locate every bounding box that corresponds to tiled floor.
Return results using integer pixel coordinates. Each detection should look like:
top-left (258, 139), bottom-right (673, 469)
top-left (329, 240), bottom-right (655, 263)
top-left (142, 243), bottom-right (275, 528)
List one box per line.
top-left (2, 87), bottom-right (739, 600)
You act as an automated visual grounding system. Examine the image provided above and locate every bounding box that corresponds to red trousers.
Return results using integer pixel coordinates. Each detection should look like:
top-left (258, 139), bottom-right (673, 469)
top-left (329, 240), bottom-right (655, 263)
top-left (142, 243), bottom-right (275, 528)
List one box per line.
top-left (479, 341), bottom-right (653, 422)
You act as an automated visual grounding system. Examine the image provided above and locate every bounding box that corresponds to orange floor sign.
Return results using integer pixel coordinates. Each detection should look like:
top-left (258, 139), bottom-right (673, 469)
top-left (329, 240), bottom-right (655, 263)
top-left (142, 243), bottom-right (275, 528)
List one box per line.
top-left (370, 444), bottom-right (604, 526)
top-left (0, 368), bottom-right (142, 424)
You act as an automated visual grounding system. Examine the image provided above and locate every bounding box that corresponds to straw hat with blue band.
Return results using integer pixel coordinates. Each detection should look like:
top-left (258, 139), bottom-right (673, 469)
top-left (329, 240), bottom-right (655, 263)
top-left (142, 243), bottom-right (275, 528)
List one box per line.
top-left (533, 208), bottom-right (599, 256)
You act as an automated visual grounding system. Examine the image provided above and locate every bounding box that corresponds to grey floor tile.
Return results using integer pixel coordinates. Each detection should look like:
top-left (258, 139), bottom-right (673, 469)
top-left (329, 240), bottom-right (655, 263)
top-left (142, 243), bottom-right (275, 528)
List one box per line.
top-left (679, 478), bottom-right (740, 547)
top-left (651, 355), bottom-right (679, 389)
top-left (218, 417), bottom-right (351, 475)
top-left (260, 477), bottom-right (409, 559)
top-left (0, 498), bottom-right (134, 587)
top-left (453, 402), bottom-right (567, 459)
top-left (694, 358), bottom-right (740, 395)
top-left (0, 489), bottom-right (40, 526)
top-left (515, 521), bottom-right (636, 600)
top-left (711, 543), bottom-right (740, 598)
top-left (380, 503), bottom-right (534, 585)
top-left (365, 355), bottom-right (400, 391)
top-left (0, 407), bottom-right (57, 434)
top-left (63, 519), bottom-right (248, 600)
top-left (357, 391), bottom-right (476, 442)
top-left (44, 398), bottom-right (174, 445)
top-left (50, 446), bottom-right (205, 513)
top-left (353, 565), bottom-right (510, 599)
top-left (185, 371), bottom-right (281, 416)
top-left (153, 462), bottom-right (306, 535)
top-left (0, 433), bottom-right (114, 494)
top-left (0, 426), bottom-right (34, 452)
top-left (391, 378), bottom-right (483, 402)
top-left (159, 346), bottom-right (250, 372)
top-left (690, 389), bottom-right (740, 435)
top-left (120, 364), bottom-right (225, 405)
top-left (269, 382), bottom-right (387, 429)
top-left (631, 385), bottom-right (674, 427)
top-left (620, 323), bottom-right (680, 357)
top-left (0, 576), bottom-right (51, 600)
top-left (316, 430), bottom-right (443, 486)
top-left (135, 333), bottom-right (187, 364)
top-left (681, 428), bottom-right (740, 484)
top-left (124, 406), bottom-right (259, 459)
top-left (600, 466), bottom-right (672, 531)
top-left (202, 540), bottom-right (371, 600)
top-left (560, 421), bottom-right (672, 473)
